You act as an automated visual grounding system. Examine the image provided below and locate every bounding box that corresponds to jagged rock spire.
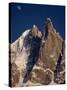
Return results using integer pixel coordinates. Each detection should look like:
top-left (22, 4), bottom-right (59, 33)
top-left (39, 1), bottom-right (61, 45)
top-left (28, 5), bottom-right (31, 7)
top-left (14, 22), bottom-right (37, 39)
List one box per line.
top-left (43, 18), bottom-right (54, 39)
top-left (31, 25), bottom-right (38, 37)
top-left (45, 18), bottom-right (54, 31)
top-left (33, 24), bottom-right (37, 28)
top-left (31, 25), bottom-right (42, 38)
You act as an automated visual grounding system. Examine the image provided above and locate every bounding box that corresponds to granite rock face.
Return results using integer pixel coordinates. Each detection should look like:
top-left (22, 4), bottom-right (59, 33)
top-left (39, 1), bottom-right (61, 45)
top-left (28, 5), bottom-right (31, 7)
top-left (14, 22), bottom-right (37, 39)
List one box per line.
top-left (31, 18), bottom-right (65, 85)
top-left (9, 18), bottom-right (65, 87)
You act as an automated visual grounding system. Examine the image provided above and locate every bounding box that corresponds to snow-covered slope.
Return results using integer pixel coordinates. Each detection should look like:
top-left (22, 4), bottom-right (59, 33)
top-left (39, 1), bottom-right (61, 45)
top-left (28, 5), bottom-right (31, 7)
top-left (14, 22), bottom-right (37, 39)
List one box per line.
top-left (11, 29), bottom-right (30, 54)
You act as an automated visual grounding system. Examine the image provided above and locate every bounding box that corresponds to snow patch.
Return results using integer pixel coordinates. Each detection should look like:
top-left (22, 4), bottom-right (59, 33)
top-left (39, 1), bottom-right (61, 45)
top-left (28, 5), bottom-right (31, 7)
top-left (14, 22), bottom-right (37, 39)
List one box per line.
top-left (33, 25), bottom-right (36, 28)
top-left (22, 29), bottom-right (30, 38)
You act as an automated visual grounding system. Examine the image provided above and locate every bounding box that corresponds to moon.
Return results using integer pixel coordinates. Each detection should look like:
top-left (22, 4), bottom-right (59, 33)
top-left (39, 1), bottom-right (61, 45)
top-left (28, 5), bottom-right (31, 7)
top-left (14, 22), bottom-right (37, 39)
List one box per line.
top-left (17, 5), bottom-right (22, 10)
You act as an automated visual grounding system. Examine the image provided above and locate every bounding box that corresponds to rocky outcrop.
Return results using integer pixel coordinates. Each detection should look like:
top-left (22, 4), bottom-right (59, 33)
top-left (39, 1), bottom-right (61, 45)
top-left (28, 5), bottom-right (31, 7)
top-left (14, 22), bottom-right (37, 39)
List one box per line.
top-left (10, 63), bottom-right (20, 87)
top-left (9, 18), bottom-right (65, 87)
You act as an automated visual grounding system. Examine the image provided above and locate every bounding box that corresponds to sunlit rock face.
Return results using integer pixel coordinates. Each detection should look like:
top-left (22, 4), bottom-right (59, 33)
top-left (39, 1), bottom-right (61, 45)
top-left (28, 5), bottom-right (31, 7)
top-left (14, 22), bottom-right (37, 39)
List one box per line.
top-left (31, 18), bottom-right (65, 85)
top-left (9, 29), bottom-right (31, 87)
top-left (9, 18), bottom-right (65, 87)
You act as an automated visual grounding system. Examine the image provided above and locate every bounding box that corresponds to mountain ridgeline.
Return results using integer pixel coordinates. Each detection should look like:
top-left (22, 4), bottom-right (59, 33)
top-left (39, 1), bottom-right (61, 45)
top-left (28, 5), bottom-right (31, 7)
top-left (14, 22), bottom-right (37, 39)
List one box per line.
top-left (9, 18), bottom-right (65, 87)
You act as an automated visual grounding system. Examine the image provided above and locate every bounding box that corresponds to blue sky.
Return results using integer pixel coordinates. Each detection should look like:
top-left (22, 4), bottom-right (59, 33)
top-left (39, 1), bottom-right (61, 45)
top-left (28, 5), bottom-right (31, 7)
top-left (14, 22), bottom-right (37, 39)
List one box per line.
top-left (9, 3), bottom-right (65, 43)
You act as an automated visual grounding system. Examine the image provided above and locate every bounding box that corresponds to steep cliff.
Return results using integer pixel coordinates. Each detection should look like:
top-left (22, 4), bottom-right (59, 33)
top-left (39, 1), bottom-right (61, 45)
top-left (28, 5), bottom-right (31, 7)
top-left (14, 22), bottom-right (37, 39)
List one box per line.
top-left (31, 18), bottom-right (65, 85)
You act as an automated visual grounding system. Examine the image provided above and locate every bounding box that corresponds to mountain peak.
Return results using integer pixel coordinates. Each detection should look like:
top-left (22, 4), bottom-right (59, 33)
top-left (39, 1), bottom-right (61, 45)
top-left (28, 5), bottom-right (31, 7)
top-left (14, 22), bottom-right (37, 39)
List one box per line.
top-left (45, 18), bottom-right (53, 30)
top-left (32, 24), bottom-right (39, 31)
top-left (33, 24), bottom-right (37, 28)
top-left (47, 18), bottom-right (51, 22)
top-left (31, 25), bottom-right (39, 37)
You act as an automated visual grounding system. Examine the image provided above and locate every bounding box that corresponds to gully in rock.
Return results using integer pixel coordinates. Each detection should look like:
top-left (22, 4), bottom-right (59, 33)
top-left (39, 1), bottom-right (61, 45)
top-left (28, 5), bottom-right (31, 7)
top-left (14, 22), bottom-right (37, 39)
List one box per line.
top-left (23, 36), bottom-right (41, 83)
